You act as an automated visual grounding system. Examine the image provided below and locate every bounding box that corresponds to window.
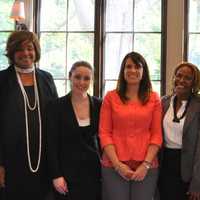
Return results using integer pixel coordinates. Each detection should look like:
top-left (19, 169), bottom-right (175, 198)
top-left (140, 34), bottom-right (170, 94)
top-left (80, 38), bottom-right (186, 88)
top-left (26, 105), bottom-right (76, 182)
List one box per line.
top-left (186, 0), bottom-right (200, 67)
top-left (0, 0), bottom-right (15, 70)
top-left (37, 0), bottom-right (95, 96)
top-left (104, 0), bottom-right (163, 94)
top-left (37, 0), bottom-right (166, 97)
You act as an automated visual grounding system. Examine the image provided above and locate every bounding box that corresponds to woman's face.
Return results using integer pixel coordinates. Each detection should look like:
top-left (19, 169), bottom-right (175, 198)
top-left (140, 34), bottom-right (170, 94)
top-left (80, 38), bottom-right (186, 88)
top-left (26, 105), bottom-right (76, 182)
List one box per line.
top-left (174, 65), bottom-right (194, 98)
top-left (14, 40), bottom-right (36, 69)
top-left (69, 66), bottom-right (92, 95)
top-left (124, 57), bottom-right (143, 86)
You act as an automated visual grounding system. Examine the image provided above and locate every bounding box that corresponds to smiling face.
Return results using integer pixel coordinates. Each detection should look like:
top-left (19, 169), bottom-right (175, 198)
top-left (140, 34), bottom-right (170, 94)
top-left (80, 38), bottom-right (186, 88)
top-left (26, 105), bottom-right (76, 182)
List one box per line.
top-left (174, 65), bottom-right (194, 99)
top-left (69, 66), bottom-right (92, 95)
top-left (14, 40), bottom-right (36, 69)
top-left (124, 57), bottom-right (143, 86)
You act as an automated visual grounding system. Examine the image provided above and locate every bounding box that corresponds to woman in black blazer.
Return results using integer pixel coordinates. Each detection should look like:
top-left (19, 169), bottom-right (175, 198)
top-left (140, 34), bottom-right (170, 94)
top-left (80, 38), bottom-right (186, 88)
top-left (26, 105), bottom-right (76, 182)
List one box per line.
top-left (0, 31), bottom-right (58, 200)
top-left (47, 61), bottom-right (101, 200)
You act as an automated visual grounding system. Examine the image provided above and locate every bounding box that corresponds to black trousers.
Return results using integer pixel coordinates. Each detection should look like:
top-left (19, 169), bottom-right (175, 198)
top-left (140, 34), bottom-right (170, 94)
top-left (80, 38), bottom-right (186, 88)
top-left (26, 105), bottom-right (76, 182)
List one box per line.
top-left (0, 188), bottom-right (5, 200)
top-left (54, 179), bottom-right (101, 200)
top-left (0, 188), bottom-right (54, 200)
top-left (158, 148), bottom-right (189, 200)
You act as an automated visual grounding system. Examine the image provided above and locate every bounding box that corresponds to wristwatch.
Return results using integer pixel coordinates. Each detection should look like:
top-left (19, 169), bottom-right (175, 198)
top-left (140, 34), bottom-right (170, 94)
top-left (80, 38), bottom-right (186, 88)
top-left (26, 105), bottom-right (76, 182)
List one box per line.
top-left (142, 161), bottom-right (151, 170)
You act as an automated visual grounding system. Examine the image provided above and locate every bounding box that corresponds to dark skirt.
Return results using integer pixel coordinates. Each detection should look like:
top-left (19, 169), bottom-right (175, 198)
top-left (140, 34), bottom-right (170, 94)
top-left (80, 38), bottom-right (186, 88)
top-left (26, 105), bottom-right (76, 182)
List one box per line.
top-left (158, 147), bottom-right (189, 200)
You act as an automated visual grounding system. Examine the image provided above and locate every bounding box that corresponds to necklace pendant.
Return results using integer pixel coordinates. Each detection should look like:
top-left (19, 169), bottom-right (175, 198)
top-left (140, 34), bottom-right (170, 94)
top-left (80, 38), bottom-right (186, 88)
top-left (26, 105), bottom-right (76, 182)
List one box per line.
top-left (173, 118), bottom-right (180, 123)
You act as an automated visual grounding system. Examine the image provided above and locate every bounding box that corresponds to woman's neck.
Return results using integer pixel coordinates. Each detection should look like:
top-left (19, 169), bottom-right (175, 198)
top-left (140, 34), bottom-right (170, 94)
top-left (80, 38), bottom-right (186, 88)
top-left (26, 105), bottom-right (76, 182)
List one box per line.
top-left (175, 93), bottom-right (191, 112)
top-left (176, 93), bottom-right (191, 101)
top-left (126, 84), bottom-right (139, 100)
top-left (71, 91), bottom-right (88, 103)
top-left (71, 91), bottom-right (90, 120)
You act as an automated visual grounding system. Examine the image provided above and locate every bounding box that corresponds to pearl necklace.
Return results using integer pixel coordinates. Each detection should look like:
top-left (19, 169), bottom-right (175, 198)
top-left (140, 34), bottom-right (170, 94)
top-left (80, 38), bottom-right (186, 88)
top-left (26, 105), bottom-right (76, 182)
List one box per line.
top-left (16, 68), bottom-right (42, 173)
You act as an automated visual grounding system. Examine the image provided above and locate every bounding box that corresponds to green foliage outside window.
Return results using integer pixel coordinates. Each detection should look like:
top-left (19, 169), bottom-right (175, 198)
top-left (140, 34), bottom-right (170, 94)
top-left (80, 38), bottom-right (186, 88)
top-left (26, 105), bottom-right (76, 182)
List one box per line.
top-left (0, 0), bottom-right (14, 70)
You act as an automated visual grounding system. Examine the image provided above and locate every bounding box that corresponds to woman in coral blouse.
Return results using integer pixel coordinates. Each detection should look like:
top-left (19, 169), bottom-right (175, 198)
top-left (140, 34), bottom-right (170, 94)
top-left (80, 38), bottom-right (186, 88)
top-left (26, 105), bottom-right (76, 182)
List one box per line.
top-left (99, 51), bottom-right (162, 200)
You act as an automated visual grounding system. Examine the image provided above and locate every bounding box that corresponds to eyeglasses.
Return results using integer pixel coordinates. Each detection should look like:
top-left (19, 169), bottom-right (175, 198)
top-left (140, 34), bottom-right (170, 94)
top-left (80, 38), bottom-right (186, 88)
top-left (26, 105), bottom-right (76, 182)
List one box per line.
top-left (74, 75), bottom-right (91, 81)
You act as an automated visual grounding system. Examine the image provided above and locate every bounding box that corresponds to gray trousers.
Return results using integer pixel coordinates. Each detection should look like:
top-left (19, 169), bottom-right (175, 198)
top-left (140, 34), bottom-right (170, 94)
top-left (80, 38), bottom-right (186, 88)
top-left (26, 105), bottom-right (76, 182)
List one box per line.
top-left (102, 167), bottom-right (158, 200)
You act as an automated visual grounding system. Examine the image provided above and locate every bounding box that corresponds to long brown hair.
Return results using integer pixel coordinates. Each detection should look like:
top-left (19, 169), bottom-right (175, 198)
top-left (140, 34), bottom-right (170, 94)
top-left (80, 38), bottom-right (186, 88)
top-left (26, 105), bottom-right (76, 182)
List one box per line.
top-left (116, 51), bottom-right (152, 104)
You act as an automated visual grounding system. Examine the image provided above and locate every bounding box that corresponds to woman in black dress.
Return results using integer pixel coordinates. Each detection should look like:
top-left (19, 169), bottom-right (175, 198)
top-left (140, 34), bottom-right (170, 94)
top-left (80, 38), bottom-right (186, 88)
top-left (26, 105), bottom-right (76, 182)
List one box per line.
top-left (0, 31), bottom-right (58, 200)
top-left (47, 61), bottom-right (101, 200)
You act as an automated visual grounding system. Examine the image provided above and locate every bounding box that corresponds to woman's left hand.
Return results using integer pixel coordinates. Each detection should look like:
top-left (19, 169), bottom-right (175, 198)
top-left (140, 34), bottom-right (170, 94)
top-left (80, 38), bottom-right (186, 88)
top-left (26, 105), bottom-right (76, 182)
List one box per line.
top-left (131, 163), bottom-right (148, 181)
top-left (188, 191), bottom-right (200, 200)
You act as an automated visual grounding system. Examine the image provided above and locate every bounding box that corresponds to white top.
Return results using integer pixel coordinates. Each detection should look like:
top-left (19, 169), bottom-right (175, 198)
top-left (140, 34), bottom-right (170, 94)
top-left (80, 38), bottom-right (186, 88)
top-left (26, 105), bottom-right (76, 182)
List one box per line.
top-left (77, 118), bottom-right (90, 127)
top-left (163, 96), bottom-right (187, 149)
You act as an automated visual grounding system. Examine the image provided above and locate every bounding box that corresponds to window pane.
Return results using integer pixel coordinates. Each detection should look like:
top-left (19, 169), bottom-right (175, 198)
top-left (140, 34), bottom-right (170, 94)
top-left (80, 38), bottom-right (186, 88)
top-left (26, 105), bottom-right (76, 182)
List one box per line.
top-left (40, 0), bottom-right (67, 31)
top-left (0, 32), bottom-right (10, 70)
top-left (189, 0), bottom-right (200, 32)
top-left (67, 33), bottom-right (94, 73)
top-left (188, 34), bottom-right (200, 67)
top-left (55, 79), bottom-right (67, 97)
top-left (39, 0), bottom-right (95, 97)
top-left (105, 33), bottom-right (133, 79)
top-left (134, 33), bottom-right (161, 80)
top-left (106, 0), bottom-right (133, 32)
top-left (104, 80), bottom-right (117, 95)
top-left (152, 81), bottom-right (161, 95)
top-left (0, 0), bottom-right (14, 30)
top-left (40, 33), bottom-right (66, 78)
top-left (68, 0), bottom-right (94, 31)
top-left (134, 0), bottom-right (161, 32)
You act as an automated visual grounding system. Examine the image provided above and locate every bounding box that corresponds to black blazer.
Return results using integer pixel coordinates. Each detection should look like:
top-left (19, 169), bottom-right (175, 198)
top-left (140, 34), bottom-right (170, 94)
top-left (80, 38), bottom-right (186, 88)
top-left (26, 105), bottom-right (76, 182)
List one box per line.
top-left (0, 65), bottom-right (58, 168)
top-left (47, 93), bottom-right (102, 182)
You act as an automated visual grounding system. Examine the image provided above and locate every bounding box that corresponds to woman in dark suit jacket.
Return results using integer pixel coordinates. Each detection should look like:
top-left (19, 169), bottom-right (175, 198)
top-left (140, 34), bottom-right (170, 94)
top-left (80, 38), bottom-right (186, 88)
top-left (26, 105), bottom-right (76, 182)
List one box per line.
top-left (0, 31), bottom-right (58, 200)
top-left (158, 62), bottom-right (200, 200)
top-left (47, 61), bottom-right (101, 200)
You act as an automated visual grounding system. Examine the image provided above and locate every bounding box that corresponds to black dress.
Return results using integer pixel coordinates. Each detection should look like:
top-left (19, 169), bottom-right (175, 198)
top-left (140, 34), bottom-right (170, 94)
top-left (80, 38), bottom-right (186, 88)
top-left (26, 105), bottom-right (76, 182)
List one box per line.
top-left (0, 66), bottom-right (58, 200)
top-left (5, 86), bottom-right (47, 199)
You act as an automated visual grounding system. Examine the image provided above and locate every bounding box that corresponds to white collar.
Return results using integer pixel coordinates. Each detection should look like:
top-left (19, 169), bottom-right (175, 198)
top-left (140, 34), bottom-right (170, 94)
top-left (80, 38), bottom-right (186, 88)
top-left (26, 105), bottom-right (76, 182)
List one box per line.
top-left (15, 66), bottom-right (35, 74)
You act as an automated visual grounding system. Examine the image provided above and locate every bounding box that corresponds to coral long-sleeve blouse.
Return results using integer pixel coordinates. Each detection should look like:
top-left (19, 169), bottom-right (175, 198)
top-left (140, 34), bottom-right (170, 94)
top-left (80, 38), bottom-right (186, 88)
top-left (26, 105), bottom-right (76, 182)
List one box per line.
top-left (99, 90), bottom-right (162, 163)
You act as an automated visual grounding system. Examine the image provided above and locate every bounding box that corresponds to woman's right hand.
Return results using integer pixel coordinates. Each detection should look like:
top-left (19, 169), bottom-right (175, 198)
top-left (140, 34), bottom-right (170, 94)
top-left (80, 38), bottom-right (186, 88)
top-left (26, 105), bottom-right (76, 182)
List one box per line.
top-left (53, 177), bottom-right (68, 195)
top-left (114, 162), bottom-right (134, 180)
top-left (0, 166), bottom-right (5, 188)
